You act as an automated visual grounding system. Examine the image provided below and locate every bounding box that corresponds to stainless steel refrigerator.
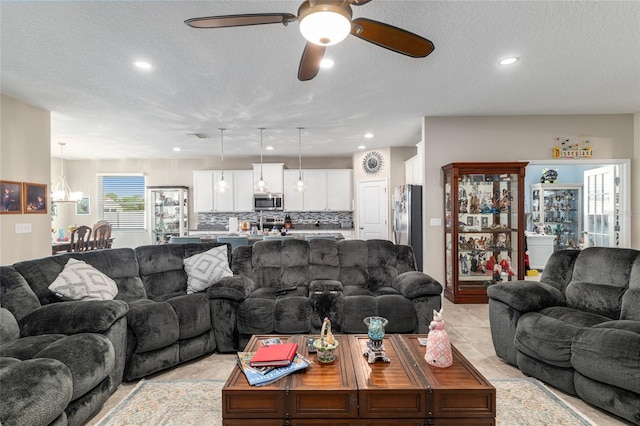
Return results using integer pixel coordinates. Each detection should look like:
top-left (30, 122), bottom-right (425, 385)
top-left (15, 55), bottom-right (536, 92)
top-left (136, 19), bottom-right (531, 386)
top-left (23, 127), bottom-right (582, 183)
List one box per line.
top-left (393, 185), bottom-right (423, 271)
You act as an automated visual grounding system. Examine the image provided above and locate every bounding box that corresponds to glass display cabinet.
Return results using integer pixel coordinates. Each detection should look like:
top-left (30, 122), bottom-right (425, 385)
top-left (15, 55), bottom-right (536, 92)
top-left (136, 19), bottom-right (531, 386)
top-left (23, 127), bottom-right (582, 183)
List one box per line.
top-left (442, 162), bottom-right (527, 303)
top-left (530, 183), bottom-right (582, 250)
top-left (148, 186), bottom-right (189, 244)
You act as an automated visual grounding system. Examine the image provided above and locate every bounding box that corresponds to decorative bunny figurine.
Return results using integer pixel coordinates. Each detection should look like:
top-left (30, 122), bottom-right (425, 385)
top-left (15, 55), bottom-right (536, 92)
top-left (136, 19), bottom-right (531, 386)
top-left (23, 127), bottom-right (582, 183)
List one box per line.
top-left (425, 308), bottom-right (453, 368)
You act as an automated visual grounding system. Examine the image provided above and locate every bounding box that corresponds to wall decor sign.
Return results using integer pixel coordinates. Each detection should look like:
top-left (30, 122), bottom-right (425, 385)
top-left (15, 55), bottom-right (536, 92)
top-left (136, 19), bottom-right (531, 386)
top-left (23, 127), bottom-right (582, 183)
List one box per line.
top-left (76, 197), bottom-right (90, 215)
top-left (1, 180), bottom-right (23, 214)
top-left (23, 182), bottom-right (48, 214)
top-left (552, 135), bottom-right (593, 159)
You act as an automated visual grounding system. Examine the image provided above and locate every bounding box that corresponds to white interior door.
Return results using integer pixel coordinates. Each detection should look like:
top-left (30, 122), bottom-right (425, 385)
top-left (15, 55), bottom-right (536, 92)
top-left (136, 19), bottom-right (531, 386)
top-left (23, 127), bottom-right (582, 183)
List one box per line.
top-left (357, 179), bottom-right (388, 240)
top-left (583, 165), bottom-right (618, 247)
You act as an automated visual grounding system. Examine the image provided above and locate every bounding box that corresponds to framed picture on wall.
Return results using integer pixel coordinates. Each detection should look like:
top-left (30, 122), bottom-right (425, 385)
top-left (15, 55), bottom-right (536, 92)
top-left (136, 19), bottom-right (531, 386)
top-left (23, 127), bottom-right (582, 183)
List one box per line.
top-left (23, 182), bottom-right (48, 214)
top-left (1, 180), bottom-right (22, 214)
top-left (76, 197), bottom-right (90, 215)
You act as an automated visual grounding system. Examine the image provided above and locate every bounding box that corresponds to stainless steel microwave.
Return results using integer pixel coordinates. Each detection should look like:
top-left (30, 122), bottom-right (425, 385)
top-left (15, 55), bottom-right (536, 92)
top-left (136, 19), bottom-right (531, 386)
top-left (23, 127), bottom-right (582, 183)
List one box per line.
top-left (253, 193), bottom-right (283, 211)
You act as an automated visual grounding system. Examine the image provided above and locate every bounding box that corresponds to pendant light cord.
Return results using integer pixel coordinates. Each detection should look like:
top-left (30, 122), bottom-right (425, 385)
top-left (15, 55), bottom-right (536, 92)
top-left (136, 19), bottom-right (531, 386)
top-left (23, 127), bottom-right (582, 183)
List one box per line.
top-left (297, 127), bottom-right (303, 179)
top-left (219, 128), bottom-right (225, 178)
top-left (258, 128), bottom-right (265, 179)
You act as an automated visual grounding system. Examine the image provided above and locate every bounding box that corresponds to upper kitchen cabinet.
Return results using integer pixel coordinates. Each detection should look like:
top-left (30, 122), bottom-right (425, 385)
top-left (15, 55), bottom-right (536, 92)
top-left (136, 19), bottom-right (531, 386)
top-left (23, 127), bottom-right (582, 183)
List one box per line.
top-left (253, 163), bottom-right (284, 194)
top-left (193, 170), bottom-right (254, 212)
top-left (283, 170), bottom-right (304, 211)
top-left (193, 170), bottom-right (214, 212)
top-left (284, 169), bottom-right (352, 211)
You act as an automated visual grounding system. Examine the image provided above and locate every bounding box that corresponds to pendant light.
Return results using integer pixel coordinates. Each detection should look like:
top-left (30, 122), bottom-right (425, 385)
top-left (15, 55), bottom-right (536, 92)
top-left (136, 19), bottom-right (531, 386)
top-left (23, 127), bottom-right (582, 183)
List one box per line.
top-left (216, 128), bottom-right (230, 193)
top-left (293, 127), bottom-right (307, 192)
top-left (51, 142), bottom-right (83, 203)
top-left (254, 128), bottom-right (269, 193)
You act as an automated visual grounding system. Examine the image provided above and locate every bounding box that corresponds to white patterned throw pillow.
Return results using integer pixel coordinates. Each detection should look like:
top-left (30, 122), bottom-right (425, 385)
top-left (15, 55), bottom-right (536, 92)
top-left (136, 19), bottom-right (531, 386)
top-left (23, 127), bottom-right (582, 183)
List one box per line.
top-left (184, 246), bottom-right (232, 294)
top-left (49, 258), bottom-right (118, 301)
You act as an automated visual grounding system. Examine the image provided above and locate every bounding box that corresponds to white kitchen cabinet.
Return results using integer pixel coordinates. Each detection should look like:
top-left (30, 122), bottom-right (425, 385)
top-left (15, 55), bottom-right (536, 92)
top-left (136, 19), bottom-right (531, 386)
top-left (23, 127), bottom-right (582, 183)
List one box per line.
top-left (303, 170), bottom-right (329, 211)
top-left (283, 170), bottom-right (304, 211)
top-left (253, 163), bottom-right (284, 194)
top-left (327, 170), bottom-right (353, 211)
top-left (193, 170), bottom-right (214, 212)
top-left (194, 170), bottom-right (254, 212)
top-left (233, 170), bottom-right (254, 212)
top-left (213, 171), bottom-right (234, 212)
top-left (286, 169), bottom-right (352, 212)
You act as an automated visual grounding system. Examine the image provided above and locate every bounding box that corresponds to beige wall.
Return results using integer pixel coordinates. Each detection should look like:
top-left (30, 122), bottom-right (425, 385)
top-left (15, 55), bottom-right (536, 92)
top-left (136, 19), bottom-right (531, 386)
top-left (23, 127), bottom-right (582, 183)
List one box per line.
top-left (0, 95), bottom-right (52, 264)
top-left (421, 114), bottom-right (637, 284)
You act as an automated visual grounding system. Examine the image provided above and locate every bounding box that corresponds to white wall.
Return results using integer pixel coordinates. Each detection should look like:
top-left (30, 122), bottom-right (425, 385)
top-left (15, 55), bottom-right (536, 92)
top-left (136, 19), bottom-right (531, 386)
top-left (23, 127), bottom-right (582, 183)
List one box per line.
top-left (421, 114), bottom-right (637, 284)
top-left (0, 95), bottom-right (52, 264)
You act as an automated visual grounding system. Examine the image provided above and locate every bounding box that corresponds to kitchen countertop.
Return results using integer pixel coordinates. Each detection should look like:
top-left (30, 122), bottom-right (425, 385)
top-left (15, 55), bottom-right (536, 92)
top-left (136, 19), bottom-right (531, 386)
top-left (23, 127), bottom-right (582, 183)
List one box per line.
top-left (191, 225), bottom-right (353, 233)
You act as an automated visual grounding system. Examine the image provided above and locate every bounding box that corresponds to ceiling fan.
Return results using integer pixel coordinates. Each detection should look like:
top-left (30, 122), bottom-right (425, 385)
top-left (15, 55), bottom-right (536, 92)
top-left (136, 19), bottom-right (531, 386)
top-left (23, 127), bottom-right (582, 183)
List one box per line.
top-left (185, 0), bottom-right (435, 81)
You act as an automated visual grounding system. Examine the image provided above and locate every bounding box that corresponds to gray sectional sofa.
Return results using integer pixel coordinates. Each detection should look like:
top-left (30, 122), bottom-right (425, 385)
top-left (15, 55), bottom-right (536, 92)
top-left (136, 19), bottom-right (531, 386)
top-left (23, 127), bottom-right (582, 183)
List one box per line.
top-left (488, 247), bottom-right (640, 425)
top-left (0, 239), bottom-right (441, 425)
top-left (210, 238), bottom-right (443, 351)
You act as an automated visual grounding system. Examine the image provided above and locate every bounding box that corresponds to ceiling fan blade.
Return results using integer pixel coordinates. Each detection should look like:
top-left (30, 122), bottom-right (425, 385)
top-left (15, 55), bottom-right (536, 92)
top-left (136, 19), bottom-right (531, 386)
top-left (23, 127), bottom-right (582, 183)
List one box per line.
top-left (351, 0), bottom-right (373, 5)
top-left (298, 43), bottom-right (326, 81)
top-left (351, 17), bottom-right (434, 58)
top-left (185, 13), bottom-right (296, 29)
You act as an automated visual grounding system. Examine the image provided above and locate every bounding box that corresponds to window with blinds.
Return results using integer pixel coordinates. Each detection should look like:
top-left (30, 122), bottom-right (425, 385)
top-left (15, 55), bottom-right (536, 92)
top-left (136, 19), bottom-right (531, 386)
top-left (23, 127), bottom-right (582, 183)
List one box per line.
top-left (97, 175), bottom-right (146, 230)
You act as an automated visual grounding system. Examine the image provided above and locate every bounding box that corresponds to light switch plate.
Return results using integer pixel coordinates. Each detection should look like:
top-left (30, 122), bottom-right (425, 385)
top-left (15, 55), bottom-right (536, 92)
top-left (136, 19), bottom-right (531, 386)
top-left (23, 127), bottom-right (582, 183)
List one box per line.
top-left (429, 218), bottom-right (442, 227)
top-left (15, 223), bottom-right (32, 233)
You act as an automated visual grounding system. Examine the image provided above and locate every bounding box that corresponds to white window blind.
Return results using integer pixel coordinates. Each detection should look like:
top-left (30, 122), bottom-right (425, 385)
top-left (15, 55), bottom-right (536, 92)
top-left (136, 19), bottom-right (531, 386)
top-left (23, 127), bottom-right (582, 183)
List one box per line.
top-left (97, 175), bottom-right (146, 230)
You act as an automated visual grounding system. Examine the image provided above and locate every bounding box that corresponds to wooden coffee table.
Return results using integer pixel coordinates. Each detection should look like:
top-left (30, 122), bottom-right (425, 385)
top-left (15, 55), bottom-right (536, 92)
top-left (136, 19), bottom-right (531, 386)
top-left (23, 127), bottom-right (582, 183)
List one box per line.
top-left (222, 334), bottom-right (495, 425)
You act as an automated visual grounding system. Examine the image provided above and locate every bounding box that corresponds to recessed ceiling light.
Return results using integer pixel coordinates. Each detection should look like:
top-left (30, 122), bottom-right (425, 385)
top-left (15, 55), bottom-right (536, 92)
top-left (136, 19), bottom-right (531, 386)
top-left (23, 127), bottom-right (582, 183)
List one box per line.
top-left (134, 61), bottom-right (152, 70)
top-left (358, 145), bottom-right (366, 150)
top-left (173, 147), bottom-right (181, 152)
top-left (320, 58), bottom-right (334, 69)
top-left (498, 57), bottom-right (519, 66)
top-left (266, 146), bottom-right (274, 151)
top-left (364, 133), bottom-right (374, 139)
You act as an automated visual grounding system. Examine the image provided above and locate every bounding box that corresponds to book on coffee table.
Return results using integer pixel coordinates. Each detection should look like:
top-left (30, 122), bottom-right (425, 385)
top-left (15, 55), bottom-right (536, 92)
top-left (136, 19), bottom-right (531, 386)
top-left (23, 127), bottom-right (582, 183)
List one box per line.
top-left (236, 351), bottom-right (309, 386)
top-left (249, 342), bottom-right (298, 367)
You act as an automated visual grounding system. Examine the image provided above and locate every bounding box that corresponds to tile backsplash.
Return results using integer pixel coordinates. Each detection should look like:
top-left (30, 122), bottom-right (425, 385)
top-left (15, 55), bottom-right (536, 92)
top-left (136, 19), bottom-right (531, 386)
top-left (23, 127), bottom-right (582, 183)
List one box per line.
top-left (197, 211), bottom-right (353, 230)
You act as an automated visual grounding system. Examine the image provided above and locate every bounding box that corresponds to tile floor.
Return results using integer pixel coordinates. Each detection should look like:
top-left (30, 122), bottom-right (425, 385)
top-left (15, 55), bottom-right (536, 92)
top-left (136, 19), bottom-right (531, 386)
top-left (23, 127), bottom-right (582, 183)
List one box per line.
top-left (88, 297), bottom-right (633, 425)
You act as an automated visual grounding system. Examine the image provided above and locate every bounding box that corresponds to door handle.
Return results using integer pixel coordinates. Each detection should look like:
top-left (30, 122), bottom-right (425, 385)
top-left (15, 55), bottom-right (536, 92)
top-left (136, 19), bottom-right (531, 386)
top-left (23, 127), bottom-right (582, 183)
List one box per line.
top-left (359, 227), bottom-right (364, 230)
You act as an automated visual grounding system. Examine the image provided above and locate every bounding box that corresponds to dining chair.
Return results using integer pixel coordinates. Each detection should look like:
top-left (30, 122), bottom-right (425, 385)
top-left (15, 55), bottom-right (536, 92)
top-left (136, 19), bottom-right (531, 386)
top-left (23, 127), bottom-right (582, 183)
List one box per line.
top-left (69, 226), bottom-right (92, 252)
top-left (92, 223), bottom-right (112, 250)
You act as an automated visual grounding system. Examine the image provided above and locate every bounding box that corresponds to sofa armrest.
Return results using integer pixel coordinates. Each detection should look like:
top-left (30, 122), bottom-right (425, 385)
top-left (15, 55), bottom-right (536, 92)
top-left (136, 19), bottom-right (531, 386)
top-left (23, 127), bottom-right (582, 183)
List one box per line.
top-left (207, 275), bottom-right (258, 302)
top-left (18, 300), bottom-right (129, 336)
top-left (487, 280), bottom-right (566, 312)
top-left (392, 271), bottom-right (443, 299)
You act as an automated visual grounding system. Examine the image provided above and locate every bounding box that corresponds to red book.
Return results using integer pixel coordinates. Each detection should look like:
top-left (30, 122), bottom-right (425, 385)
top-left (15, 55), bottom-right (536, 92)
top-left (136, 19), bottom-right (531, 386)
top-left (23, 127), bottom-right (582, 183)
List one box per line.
top-left (249, 343), bottom-right (299, 367)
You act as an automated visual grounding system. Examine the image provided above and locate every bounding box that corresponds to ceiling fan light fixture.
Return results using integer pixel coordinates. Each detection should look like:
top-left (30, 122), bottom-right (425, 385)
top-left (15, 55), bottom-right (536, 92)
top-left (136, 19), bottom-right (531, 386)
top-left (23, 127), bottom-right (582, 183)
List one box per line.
top-left (298, 3), bottom-right (352, 46)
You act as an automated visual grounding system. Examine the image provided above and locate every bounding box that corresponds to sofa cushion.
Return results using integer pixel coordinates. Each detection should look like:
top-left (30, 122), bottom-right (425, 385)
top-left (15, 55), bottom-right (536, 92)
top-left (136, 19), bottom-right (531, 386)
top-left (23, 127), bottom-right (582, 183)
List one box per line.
top-left (572, 325), bottom-right (640, 394)
top-left (0, 358), bottom-right (73, 426)
top-left (621, 289), bottom-right (640, 321)
top-left (35, 333), bottom-right (114, 400)
top-left (0, 266), bottom-right (42, 322)
top-left (48, 258), bottom-right (118, 301)
top-left (126, 300), bottom-right (179, 353)
top-left (166, 294), bottom-right (212, 340)
top-left (565, 247), bottom-right (640, 319)
top-left (183, 246), bottom-right (233, 294)
top-left (515, 307), bottom-right (611, 367)
top-left (274, 296), bottom-right (311, 333)
top-left (0, 308), bottom-right (19, 343)
top-left (0, 334), bottom-right (66, 359)
top-left (238, 295), bottom-right (275, 334)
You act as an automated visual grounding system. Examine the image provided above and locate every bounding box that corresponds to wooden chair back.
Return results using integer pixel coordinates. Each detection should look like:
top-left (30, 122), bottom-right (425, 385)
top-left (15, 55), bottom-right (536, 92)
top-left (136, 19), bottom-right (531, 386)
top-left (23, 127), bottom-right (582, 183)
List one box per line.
top-left (92, 223), bottom-right (112, 250)
top-left (69, 226), bottom-right (92, 252)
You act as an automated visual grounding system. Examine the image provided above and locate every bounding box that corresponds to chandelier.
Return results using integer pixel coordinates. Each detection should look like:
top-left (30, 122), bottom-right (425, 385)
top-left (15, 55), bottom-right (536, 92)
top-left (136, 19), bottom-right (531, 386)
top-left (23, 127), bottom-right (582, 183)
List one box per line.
top-left (51, 142), bottom-right (83, 203)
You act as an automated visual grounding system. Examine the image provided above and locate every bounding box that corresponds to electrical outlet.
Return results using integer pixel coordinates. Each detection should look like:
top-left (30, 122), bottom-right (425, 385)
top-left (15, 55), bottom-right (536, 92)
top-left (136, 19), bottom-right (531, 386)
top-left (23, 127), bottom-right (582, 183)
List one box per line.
top-left (429, 218), bottom-right (442, 227)
top-left (15, 223), bottom-right (32, 233)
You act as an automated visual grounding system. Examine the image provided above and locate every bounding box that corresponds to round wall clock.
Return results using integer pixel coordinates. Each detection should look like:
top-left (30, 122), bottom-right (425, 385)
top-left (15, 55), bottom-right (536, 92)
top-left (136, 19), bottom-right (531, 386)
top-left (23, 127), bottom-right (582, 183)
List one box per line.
top-left (362, 151), bottom-right (384, 175)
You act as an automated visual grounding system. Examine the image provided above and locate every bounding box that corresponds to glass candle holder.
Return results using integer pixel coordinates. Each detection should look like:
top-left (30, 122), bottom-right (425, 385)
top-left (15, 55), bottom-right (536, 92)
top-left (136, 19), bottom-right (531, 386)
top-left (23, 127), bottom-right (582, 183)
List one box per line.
top-left (364, 316), bottom-right (388, 341)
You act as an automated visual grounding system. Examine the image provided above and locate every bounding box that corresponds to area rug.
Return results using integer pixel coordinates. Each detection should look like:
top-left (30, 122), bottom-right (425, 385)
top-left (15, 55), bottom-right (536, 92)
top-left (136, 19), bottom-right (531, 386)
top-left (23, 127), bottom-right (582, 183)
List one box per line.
top-left (97, 377), bottom-right (594, 426)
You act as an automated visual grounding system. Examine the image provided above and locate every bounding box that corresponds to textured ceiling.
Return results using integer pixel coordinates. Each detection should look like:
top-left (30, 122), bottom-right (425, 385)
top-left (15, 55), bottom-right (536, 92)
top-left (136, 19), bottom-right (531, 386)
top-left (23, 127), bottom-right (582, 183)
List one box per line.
top-left (2, 1), bottom-right (639, 160)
